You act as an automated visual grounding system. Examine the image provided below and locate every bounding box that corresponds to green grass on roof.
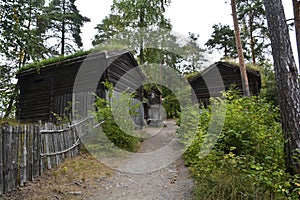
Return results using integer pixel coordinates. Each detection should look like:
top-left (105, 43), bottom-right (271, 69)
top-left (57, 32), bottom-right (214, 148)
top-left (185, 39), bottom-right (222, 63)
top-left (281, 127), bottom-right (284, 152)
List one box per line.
top-left (18, 50), bottom-right (91, 73)
top-left (185, 71), bottom-right (200, 81)
top-left (223, 58), bottom-right (261, 73)
top-left (18, 44), bottom-right (128, 74)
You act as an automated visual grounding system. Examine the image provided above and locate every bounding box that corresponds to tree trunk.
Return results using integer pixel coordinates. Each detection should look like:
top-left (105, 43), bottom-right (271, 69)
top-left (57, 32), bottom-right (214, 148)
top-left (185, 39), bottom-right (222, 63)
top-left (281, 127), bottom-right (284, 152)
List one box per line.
top-left (231, 0), bottom-right (250, 96)
top-left (61, 0), bottom-right (66, 56)
top-left (139, 7), bottom-right (145, 65)
top-left (3, 84), bottom-right (18, 118)
top-left (249, 13), bottom-right (256, 65)
top-left (263, 0), bottom-right (300, 175)
top-left (293, 0), bottom-right (300, 68)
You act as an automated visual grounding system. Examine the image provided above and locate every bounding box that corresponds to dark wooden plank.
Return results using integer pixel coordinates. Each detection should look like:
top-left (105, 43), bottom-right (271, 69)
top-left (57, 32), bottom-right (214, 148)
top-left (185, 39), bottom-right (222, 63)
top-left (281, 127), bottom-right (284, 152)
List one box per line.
top-left (0, 126), bottom-right (3, 195)
top-left (7, 126), bottom-right (13, 192)
top-left (37, 121), bottom-right (42, 176)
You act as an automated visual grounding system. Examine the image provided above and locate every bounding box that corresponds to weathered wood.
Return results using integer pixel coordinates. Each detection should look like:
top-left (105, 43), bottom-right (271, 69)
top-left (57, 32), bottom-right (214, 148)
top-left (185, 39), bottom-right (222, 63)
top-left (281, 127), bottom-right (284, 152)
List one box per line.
top-left (0, 117), bottom-right (88, 195)
top-left (0, 126), bottom-right (3, 195)
top-left (12, 126), bottom-right (18, 190)
top-left (8, 126), bottom-right (13, 192)
top-left (44, 124), bottom-right (51, 169)
top-left (189, 62), bottom-right (261, 106)
top-left (32, 124), bottom-right (39, 178)
top-left (17, 51), bottom-right (144, 123)
top-left (28, 125), bottom-right (33, 181)
top-left (20, 125), bottom-right (26, 186)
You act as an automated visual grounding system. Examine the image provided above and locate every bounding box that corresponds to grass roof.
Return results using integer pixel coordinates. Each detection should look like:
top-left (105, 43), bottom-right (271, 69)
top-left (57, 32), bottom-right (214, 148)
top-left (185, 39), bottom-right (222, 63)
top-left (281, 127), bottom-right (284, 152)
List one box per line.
top-left (222, 58), bottom-right (261, 73)
top-left (18, 44), bottom-right (128, 74)
top-left (185, 60), bottom-right (261, 81)
top-left (185, 71), bottom-right (200, 81)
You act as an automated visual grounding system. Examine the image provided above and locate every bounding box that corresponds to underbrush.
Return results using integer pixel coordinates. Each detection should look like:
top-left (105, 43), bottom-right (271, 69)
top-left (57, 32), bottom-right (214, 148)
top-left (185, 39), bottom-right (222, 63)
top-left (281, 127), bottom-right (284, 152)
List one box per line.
top-left (89, 81), bottom-right (142, 153)
top-left (179, 89), bottom-right (300, 199)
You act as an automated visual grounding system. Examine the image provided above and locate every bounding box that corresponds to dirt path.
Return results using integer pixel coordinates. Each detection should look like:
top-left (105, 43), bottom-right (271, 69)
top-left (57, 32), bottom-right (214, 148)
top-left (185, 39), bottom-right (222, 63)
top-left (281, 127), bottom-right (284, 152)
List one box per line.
top-left (2, 120), bottom-right (194, 200)
top-left (88, 120), bottom-right (195, 200)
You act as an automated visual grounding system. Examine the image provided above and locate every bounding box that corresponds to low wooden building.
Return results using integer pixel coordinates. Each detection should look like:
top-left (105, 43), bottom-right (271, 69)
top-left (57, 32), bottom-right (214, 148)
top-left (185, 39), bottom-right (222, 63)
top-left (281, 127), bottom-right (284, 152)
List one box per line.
top-left (143, 87), bottom-right (162, 125)
top-left (16, 50), bottom-right (145, 126)
top-left (189, 61), bottom-right (261, 106)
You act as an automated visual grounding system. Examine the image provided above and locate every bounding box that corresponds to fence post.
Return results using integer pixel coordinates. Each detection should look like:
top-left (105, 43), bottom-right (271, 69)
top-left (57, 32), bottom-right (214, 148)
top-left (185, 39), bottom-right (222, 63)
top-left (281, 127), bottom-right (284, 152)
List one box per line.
top-left (0, 126), bottom-right (3, 195)
top-left (44, 123), bottom-right (51, 169)
top-left (37, 121), bottom-right (41, 176)
top-left (20, 125), bottom-right (27, 186)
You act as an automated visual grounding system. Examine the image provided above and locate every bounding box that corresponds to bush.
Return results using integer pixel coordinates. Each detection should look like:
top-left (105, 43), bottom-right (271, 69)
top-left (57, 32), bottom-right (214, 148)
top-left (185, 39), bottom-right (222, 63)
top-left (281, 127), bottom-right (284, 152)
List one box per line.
top-left (182, 89), bottom-right (300, 199)
top-left (92, 81), bottom-right (142, 152)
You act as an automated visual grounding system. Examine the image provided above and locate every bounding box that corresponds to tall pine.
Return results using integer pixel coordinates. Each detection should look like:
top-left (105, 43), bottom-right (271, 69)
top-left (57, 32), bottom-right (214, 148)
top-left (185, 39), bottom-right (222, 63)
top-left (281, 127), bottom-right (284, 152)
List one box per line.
top-left (263, 0), bottom-right (300, 175)
top-left (45, 0), bottom-right (90, 55)
top-left (0, 0), bottom-right (48, 118)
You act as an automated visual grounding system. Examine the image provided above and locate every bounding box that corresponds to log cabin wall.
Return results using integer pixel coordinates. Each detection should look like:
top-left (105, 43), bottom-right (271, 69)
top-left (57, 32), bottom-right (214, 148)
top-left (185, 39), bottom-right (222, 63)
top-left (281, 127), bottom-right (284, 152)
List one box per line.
top-left (189, 62), bottom-right (261, 107)
top-left (17, 50), bottom-right (144, 124)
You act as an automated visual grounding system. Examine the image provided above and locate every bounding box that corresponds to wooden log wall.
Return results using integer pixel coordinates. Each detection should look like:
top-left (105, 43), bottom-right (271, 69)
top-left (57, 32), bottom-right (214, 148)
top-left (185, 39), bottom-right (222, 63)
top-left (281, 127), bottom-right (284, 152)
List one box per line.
top-left (17, 51), bottom-right (144, 123)
top-left (189, 62), bottom-right (261, 106)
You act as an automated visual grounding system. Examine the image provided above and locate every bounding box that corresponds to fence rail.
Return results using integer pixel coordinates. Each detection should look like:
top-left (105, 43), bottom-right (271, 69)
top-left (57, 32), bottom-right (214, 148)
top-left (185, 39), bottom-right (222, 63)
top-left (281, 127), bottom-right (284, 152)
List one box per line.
top-left (0, 117), bottom-right (94, 195)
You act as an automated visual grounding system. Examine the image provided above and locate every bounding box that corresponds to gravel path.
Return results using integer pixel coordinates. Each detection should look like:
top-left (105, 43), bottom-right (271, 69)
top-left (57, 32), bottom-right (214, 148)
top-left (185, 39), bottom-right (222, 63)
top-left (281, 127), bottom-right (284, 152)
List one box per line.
top-left (89, 120), bottom-right (195, 200)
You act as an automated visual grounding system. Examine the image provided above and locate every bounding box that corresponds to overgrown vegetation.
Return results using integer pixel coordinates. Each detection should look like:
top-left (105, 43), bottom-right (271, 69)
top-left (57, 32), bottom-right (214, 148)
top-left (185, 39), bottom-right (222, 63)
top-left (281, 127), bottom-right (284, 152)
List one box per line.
top-left (179, 88), bottom-right (300, 199)
top-left (18, 44), bottom-right (128, 73)
top-left (259, 63), bottom-right (279, 106)
top-left (89, 81), bottom-right (142, 153)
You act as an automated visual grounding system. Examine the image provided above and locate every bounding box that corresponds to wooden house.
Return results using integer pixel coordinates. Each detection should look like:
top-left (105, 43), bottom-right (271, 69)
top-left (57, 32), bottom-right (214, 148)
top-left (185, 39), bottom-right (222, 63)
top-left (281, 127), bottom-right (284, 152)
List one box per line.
top-left (189, 61), bottom-right (261, 107)
top-left (16, 50), bottom-right (145, 127)
top-left (143, 87), bottom-right (163, 126)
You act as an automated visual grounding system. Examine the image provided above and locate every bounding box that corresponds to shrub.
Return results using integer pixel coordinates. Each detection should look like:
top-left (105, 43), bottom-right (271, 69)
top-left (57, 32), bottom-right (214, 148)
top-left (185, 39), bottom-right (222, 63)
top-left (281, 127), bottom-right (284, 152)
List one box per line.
top-left (182, 89), bottom-right (300, 199)
top-left (92, 81), bottom-right (142, 152)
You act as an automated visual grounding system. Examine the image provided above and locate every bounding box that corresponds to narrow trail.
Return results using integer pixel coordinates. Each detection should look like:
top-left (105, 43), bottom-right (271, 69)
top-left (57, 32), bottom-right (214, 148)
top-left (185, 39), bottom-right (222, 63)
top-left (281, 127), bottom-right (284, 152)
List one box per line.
top-left (89, 120), bottom-right (195, 200)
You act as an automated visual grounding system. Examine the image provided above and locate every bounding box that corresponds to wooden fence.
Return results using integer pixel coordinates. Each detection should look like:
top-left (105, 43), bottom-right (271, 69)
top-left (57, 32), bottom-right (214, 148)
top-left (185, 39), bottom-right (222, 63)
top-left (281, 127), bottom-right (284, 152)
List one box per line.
top-left (0, 117), bottom-right (94, 195)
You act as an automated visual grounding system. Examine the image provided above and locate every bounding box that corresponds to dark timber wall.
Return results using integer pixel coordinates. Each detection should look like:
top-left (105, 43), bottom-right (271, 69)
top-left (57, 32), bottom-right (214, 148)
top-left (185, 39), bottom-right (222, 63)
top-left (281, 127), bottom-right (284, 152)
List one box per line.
top-left (189, 62), bottom-right (261, 107)
top-left (17, 50), bottom-right (144, 123)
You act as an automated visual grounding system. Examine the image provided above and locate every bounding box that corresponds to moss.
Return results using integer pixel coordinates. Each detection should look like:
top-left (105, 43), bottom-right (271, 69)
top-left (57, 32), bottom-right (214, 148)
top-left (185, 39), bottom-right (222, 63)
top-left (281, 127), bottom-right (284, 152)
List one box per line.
top-left (223, 58), bottom-right (261, 73)
top-left (184, 71), bottom-right (200, 81)
top-left (18, 50), bottom-right (91, 73)
top-left (17, 44), bottom-right (129, 74)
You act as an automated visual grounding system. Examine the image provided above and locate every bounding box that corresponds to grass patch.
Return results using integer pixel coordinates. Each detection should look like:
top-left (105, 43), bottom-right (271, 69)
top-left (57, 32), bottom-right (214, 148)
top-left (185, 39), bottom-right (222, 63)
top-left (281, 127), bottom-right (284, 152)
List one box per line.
top-left (0, 118), bottom-right (21, 126)
top-left (2, 149), bottom-right (112, 200)
top-left (223, 58), bottom-right (261, 72)
top-left (18, 44), bottom-right (129, 74)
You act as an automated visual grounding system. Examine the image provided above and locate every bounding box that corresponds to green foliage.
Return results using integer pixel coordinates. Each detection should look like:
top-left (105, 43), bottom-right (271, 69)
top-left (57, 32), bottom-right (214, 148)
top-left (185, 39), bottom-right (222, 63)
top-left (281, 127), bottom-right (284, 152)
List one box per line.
top-left (161, 86), bottom-right (180, 119)
top-left (207, 0), bottom-right (271, 64)
top-left (182, 89), bottom-right (300, 199)
top-left (260, 64), bottom-right (279, 106)
top-left (93, 81), bottom-right (141, 152)
top-left (0, 0), bottom-right (49, 64)
top-left (205, 24), bottom-right (237, 59)
top-left (93, 0), bottom-right (206, 74)
top-left (0, 65), bottom-right (15, 117)
top-left (0, 0), bottom-right (49, 117)
top-left (44, 0), bottom-right (90, 55)
top-left (236, 0), bottom-right (270, 64)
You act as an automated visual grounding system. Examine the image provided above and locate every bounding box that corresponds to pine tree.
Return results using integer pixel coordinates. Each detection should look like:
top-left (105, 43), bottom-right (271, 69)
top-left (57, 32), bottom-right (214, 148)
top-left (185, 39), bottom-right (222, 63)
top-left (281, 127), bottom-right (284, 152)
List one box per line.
top-left (263, 0), bottom-right (300, 175)
top-left (236, 0), bottom-right (270, 65)
top-left (45, 0), bottom-right (90, 55)
top-left (0, 0), bottom-right (48, 118)
top-left (293, 0), bottom-right (300, 67)
top-left (93, 0), bottom-right (205, 73)
top-left (205, 24), bottom-right (237, 59)
top-left (93, 0), bottom-right (172, 64)
top-left (231, 0), bottom-right (250, 96)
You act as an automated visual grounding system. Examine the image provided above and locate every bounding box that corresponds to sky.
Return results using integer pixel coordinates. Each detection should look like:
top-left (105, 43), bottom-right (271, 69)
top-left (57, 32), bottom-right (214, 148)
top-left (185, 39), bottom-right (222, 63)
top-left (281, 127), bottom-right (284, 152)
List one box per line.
top-left (75, 0), bottom-right (298, 65)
